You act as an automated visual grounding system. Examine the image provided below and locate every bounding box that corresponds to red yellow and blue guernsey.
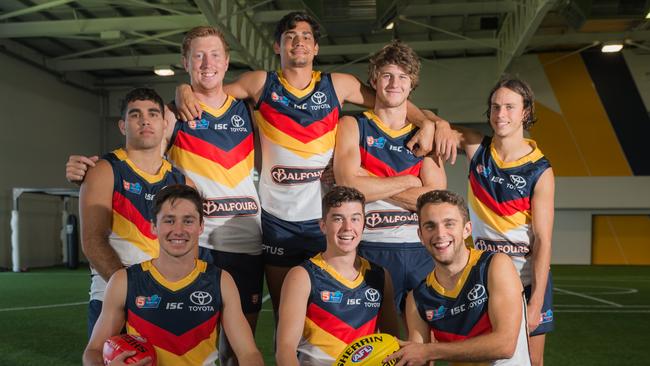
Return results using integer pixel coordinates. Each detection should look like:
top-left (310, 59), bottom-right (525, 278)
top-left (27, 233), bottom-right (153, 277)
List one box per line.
top-left (90, 149), bottom-right (185, 302)
top-left (412, 248), bottom-right (530, 366)
top-left (467, 136), bottom-right (551, 286)
top-left (356, 110), bottom-right (422, 244)
top-left (297, 254), bottom-right (385, 366)
top-left (167, 96), bottom-right (261, 254)
top-left (255, 70), bottom-right (341, 222)
top-left (126, 259), bottom-right (222, 366)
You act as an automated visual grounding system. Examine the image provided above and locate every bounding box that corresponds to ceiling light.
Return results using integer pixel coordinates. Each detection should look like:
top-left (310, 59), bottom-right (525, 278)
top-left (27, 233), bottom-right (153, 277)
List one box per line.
top-left (601, 43), bottom-right (623, 53)
top-left (154, 65), bottom-right (174, 76)
top-left (385, 21), bottom-right (394, 30)
top-left (646, 11), bottom-right (650, 19)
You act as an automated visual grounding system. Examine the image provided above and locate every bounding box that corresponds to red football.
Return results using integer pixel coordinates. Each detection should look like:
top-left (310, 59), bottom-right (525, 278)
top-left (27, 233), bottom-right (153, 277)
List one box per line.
top-left (102, 334), bottom-right (157, 365)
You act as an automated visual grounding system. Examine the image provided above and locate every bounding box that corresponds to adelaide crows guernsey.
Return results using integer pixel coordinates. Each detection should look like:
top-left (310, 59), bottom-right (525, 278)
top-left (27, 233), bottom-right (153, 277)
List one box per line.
top-left (255, 71), bottom-right (341, 222)
top-left (297, 254), bottom-right (385, 365)
top-left (356, 110), bottom-right (422, 243)
top-left (167, 96), bottom-right (262, 254)
top-left (467, 136), bottom-right (551, 286)
top-left (412, 249), bottom-right (530, 366)
top-left (90, 149), bottom-right (185, 301)
top-left (126, 260), bottom-right (222, 366)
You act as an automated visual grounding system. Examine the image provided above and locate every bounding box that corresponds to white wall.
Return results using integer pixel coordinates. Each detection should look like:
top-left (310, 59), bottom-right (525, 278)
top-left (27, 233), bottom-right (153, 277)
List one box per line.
top-left (0, 53), bottom-right (101, 269)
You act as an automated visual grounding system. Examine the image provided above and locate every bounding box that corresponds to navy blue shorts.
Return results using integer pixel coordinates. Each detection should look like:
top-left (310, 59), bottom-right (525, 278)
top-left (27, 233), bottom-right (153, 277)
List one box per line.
top-left (261, 209), bottom-right (326, 267)
top-left (524, 272), bottom-right (554, 336)
top-left (358, 241), bottom-right (434, 314)
top-left (88, 299), bottom-right (102, 338)
top-left (199, 247), bottom-right (264, 314)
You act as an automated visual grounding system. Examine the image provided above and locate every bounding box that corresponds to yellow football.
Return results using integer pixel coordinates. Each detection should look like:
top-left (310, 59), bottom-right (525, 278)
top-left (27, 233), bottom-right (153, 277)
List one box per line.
top-left (333, 333), bottom-right (400, 366)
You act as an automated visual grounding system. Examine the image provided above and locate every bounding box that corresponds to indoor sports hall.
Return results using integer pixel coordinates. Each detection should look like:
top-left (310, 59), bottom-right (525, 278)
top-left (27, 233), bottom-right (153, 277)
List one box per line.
top-left (1, 1), bottom-right (649, 365)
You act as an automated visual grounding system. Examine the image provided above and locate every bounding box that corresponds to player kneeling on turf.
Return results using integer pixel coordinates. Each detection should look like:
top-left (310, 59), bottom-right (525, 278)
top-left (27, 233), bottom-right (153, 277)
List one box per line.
top-left (386, 190), bottom-right (530, 366)
top-left (83, 184), bottom-right (263, 366)
top-left (275, 186), bottom-right (399, 366)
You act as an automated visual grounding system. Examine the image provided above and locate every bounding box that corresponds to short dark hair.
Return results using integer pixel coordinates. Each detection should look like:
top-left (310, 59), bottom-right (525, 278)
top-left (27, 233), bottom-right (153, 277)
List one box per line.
top-left (416, 190), bottom-right (469, 224)
top-left (182, 26), bottom-right (229, 58)
top-left (274, 11), bottom-right (321, 45)
top-left (486, 76), bottom-right (537, 130)
top-left (368, 40), bottom-right (421, 90)
top-left (120, 88), bottom-right (165, 120)
top-left (322, 186), bottom-right (365, 217)
top-left (152, 184), bottom-right (203, 224)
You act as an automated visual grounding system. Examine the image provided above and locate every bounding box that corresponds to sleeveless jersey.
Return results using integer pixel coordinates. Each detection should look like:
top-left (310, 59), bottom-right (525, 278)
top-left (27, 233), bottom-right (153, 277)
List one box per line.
top-left (90, 149), bottom-right (185, 301)
top-left (467, 136), bottom-right (551, 286)
top-left (167, 96), bottom-right (261, 254)
top-left (356, 110), bottom-right (422, 244)
top-left (297, 254), bottom-right (385, 365)
top-left (412, 249), bottom-right (530, 366)
top-left (125, 260), bottom-right (222, 366)
top-left (255, 71), bottom-right (341, 222)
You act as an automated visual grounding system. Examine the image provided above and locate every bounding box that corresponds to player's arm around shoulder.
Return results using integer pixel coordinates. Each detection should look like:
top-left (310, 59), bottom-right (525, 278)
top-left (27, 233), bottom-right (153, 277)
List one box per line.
top-left (66, 154), bottom-right (100, 184)
top-left (219, 270), bottom-right (264, 366)
top-left (276, 265), bottom-right (311, 366)
top-left (378, 268), bottom-right (400, 337)
top-left (333, 115), bottom-right (362, 187)
top-left (224, 70), bottom-right (268, 104)
top-left (80, 160), bottom-right (123, 282)
top-left (330, 72), bottom-right (374, 107)
top-left (486, 252), bottom-right (525, 358)
top-left (83, 269), bottom-right (129, 366)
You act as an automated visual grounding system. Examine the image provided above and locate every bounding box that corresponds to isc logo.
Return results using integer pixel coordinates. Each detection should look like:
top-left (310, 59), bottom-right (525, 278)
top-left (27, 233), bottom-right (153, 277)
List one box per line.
top-left (214, 124), bottom-right (228, 130)
top-left (166, 302), bottom-right (184, 310)
top-left (347, 298), bottom-right (360, 305)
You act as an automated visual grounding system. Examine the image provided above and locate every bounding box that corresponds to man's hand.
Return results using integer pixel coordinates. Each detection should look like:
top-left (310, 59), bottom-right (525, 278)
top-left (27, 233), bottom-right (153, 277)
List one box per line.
top-left (174, 84), bottom-right (202, 121)
top-left (433, 119), bottom-right (461, 164)
top-left (527, 300), bottom-right (543, 334)
top-left (66, 155), bottom-right (99, 184)
top-left (107, 351), bottom-right (152, 366)
top-left (406, 121), bottom-right (434, 158)
top-left (384, 340), bottom-right (431, 366)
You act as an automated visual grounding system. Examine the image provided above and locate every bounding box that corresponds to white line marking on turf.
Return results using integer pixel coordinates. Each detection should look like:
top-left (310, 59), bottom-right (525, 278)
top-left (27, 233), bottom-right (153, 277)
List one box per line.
top-left (554, 287), bottom-right (623, 307)
top-left (555, 309), bottom-right (650, 313)
top-left (262, 294), bottom-right (271, 303)
top-left (0, 301), bottom-right (86, 312)
top-left (552, 285), bottom-right (638, 295)
top-left (556, 304), bottom-right (650, 308)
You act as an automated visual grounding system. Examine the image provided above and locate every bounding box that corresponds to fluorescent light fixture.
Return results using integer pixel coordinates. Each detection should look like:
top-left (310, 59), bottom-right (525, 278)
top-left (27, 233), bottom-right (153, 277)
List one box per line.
top-left (385, 21), bottom-right (394, 30)
top-left (601, 43), bottom-right (623, 53)
top-left (646, 11), bottom-right (650, 19)
top-left (154, 65), bottom-right (174, 76)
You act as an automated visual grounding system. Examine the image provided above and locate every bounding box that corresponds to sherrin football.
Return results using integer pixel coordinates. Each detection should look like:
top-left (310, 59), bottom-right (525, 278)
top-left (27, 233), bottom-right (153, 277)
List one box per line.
top-left (103, 334), bottom-right (157, 365)
top-left (333, 333), bottom-right (400, 366)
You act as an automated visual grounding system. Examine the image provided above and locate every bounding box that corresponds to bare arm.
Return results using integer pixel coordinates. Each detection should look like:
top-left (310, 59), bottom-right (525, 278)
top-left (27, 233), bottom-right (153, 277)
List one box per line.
top-left (276, 266), bottom-right (311, 366)
top-left (388, 254), bottom-right (524, 364)
top-left (174, 71), bottom-right (267, 121)
top-left (527, 168), bottom-right (555, 333)
top-left (333, 116), bottom-right (421, 202)
top-left (83, 270), bottom-right (144, 366)
top-left (387, 156), bottom-right (446, 211)
top-left (80, 160), bottom-right (123, 282)
top-left (220, 271), bottom-right (264, 366)
top-left (377, 268), bottom-right (400, 337)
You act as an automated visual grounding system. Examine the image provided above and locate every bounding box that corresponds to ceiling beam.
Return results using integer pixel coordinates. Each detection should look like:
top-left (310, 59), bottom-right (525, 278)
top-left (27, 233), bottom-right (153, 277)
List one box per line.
top-left (0, 0), bottom-right (76, 21)
top-left (497, 0), bottom-right (553, 76)
top-left (401, 1), bottom-right (516, 17)
top-left (0, 15), bottom-right (206, 38)
top-left (49, 51), bottom-right (246, 71)
top-left (252, 10), bottom-right (300, 23)
top-left (318, 38), bottom-right (498, 56)
top-left (529, 30), bottom-right (650, 48)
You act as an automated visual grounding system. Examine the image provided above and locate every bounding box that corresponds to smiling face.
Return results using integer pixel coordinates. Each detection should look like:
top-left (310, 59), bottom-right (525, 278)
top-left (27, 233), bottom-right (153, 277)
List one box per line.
top-left (489, 87), bottom-right (527, 138)
top-left (119, 99), bottom-right (167, 151)
top-left (371, 64), bottom-right (413, 108)
top-left (320, 201), bottom-right (365, 255)
top-left (274, 21), bottom-right (319, 68)
top-left (153, 198), bottom-right (204, 260)
top-left (183, 35), bottom-right (229, 93)
top-left (417, 202), bottom-right (472, 267)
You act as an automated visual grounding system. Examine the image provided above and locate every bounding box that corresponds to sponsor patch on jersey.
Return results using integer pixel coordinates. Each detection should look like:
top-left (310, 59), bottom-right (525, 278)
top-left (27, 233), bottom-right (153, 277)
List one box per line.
top-left (135, 295), bottom-right (161, 309)
top-left (474, 238), bottom-right (530, 256)
top-left (540, 309), bottom-right (554, 324)
top-left (270, 166), bottom-right (324, 185)
top-left (427, 305), bottom-right (446, 321)
top-left (366, 136), bottom-right (386, 149)
top-left (271, 91), bottom-right (290, 107)
top-left (365, 210), bottom-right (418, 229)
top-left (122, 180), bottom-right (142, 195)
top-left (188, 118), bottom-right (210, 130)
top-left (476, 164), bottom-right (491, 178)
top-left (203, 196), bottom-right (259, 218)
top-left (320, 290), bottom-right (343, 304)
